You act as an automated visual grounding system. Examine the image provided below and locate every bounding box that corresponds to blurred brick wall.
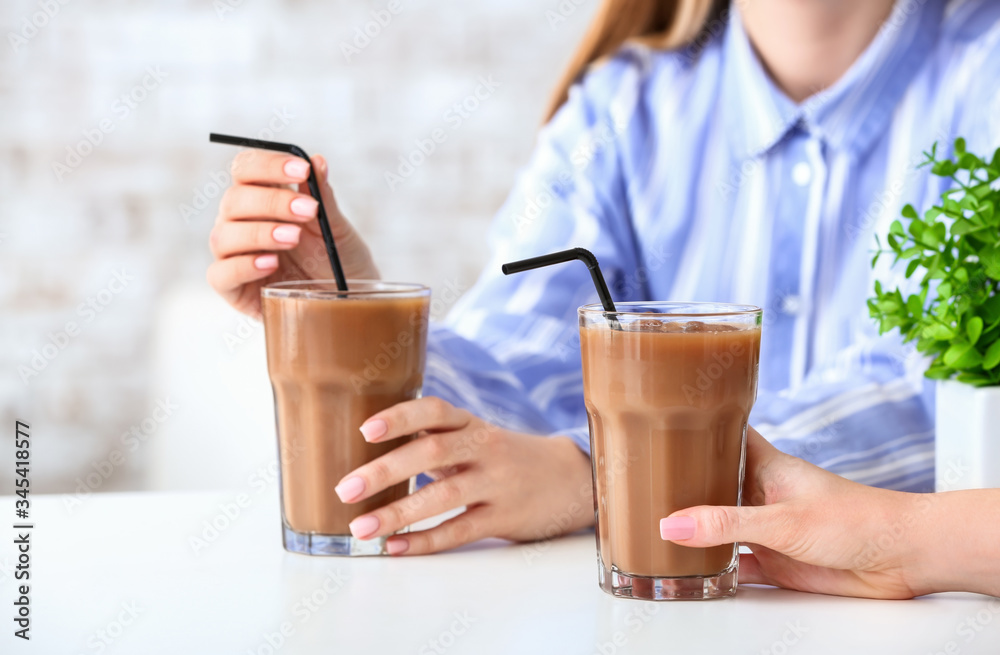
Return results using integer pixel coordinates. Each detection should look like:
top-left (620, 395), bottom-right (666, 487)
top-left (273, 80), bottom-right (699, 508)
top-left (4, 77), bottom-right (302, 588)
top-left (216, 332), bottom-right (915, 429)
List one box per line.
top-left (0, 0), bottom-right (595, 492)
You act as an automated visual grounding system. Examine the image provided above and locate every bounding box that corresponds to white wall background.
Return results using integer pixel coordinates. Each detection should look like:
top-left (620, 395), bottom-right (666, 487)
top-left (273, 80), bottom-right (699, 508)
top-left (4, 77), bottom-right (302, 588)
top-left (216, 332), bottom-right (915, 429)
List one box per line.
top-left (0, 0), bottom-right (596, 493)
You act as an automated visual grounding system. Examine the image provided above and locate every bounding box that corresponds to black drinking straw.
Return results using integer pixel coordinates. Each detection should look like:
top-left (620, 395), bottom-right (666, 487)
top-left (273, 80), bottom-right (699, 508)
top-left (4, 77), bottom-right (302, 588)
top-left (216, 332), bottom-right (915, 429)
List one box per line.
top-left (209, 133), bottom-right (349, 292)
top-left (502, 247), bottom-right (620, 328)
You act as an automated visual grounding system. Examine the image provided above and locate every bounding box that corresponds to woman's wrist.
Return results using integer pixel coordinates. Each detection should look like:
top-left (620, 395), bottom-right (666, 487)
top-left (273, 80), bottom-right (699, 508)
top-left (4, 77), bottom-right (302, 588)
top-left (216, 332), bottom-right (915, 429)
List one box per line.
top-left (904, 490), bottom-right (1000, 597)
top-left (546, 435), bottom-right (596, 528)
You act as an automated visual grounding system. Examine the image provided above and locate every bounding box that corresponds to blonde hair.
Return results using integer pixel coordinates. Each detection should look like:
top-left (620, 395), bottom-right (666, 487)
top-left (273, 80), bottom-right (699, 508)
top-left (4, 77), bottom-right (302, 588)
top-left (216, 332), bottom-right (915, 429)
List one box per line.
top-left (544, 0), bottom-right (728, 122)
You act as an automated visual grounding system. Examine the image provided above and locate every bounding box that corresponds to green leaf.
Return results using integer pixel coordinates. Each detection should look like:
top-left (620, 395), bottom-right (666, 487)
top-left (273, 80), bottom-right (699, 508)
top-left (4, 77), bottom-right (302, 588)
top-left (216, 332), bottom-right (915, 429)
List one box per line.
top-left (917, 336), bottom-right (947, 354)
top-left (923, 227), bottom-right (941, 248)
top-left (877, 297), bottom-right (902, 313)
top-left (924, 323), bottom-right (956, 340)
top-left (978, 200), bottom-right (996, 225)
top-left (942, 246), bottom-right (956, 268)
top-left (956, 373), bottom-right (992, 387)
top-left (983, 295), bottom-right (1000, 324)
top-left (890, 220), bottom-right (905, 236)
top-left (970, 183), bottom-right (993, 201)
top-left (924, 365), bottom-right (954, 380)
top-left (938, 281), bottom-right (953, 299)
top-left (951, 219), bottom-right (977, 236)
top-left (943, 198), bottom-right (962, 217)
top-left (944, 341), bottom-right (973, 366)
top-left (932, 159), bottom-right (957, 177)
top-left (906, 294), bottom-right (924, 317)
top-left (955, 137), bottom-right (966, 155)
top-left (982, 340), bottom-right (1000, 370)
top-left (925, 254), bottom-right (944, 279)
top-left (905, 259), bottom-right (921, 278)
top-left (984, 250), bottom-right (1000, 280)
top-left (967, 316), bottom-right (984, 344)
top-left (958, 152), bottom-right (982, 170)
top-left (901, 204), bottom-right (919, 220)
top-left (954, 348), bottom-right (984, 369)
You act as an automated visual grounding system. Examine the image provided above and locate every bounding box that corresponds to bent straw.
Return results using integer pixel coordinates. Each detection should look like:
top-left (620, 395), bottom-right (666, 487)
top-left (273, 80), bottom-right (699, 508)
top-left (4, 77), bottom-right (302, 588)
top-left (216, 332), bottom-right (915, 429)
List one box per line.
top-left (502, 247), bottom-right (620, 328)
top-left (209, 133), bottom-right (348, 292)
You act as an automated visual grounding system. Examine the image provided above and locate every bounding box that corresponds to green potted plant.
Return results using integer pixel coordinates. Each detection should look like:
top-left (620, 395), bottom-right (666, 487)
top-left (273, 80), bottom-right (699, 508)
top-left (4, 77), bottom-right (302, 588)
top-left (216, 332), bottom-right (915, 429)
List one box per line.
top-left (869, 138), bottom-right (1000, 492)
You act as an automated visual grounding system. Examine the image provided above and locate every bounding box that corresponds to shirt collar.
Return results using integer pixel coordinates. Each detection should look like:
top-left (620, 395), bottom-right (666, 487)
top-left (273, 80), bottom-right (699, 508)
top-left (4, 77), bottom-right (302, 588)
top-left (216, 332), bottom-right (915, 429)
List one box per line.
top-left (720, 0), bottom-right (945, 160)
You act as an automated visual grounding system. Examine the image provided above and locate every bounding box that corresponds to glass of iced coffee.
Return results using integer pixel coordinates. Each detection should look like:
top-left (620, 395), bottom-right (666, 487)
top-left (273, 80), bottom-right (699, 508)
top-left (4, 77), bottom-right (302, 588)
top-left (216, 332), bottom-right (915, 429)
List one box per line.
top-left (262, 280), bottom-right (430, 556)
top-left (580, 302), bottom-right (762, 600)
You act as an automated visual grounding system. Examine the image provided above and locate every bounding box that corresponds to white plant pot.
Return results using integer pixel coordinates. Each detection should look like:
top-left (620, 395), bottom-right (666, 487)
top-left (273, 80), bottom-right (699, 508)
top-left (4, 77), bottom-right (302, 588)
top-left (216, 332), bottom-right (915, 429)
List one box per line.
top-left (935, 379), bottom-right (1000, 491)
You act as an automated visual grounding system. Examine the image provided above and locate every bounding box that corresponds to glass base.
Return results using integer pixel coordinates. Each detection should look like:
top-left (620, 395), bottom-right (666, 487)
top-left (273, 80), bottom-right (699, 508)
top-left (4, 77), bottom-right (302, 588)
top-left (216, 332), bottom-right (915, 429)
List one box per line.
top-left (597, 555), bottom-right (738, 600)
top-left (282, 524), bottom-right (387, 556)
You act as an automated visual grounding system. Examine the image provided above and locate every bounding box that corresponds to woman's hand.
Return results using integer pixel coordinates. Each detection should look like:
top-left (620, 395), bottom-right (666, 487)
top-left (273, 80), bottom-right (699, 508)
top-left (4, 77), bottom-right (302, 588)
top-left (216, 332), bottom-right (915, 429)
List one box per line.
top-left (333, 397), bottom-right (595, 555)
top-left (660, 428), bottom-right (934, 599)
top-left (206, 150), bottom-right (379, 317)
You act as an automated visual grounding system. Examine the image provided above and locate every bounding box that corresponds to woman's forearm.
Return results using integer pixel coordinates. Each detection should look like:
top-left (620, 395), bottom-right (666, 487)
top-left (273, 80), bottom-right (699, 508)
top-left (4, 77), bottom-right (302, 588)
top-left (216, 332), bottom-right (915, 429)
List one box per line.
top-left (907, 489), bottom-right (1000, 597)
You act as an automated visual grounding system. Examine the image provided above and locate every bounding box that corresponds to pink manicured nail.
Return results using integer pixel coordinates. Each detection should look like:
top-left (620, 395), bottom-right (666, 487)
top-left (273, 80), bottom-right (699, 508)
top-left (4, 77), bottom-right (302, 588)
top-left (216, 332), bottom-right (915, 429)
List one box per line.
top-left (349, 515), bottom-right (380, 540)
top-left (283, 159), bottom-right (309, 179)
top-left (290, 196), bottom-right (318, 218)
top-left (272, 225), bottom-right (301, 244)
top-left (254, 254), bottom-right (278, 270)
top-left (360, 419), bottom-right (388, 442)
top-left (334, 476), bottom-right (366, 503)
top-left (386, 538), bottom-right (409, 556)
top-left (660, 516), bottom-right (696, 541)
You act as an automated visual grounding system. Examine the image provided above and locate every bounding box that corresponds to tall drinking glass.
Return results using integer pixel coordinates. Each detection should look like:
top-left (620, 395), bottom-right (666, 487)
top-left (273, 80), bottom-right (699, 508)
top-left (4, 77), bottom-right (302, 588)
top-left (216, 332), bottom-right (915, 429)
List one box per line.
top-left (579, 302), bottom-right (762, 599)
top-left (262, 280), bottom-right (430, 556)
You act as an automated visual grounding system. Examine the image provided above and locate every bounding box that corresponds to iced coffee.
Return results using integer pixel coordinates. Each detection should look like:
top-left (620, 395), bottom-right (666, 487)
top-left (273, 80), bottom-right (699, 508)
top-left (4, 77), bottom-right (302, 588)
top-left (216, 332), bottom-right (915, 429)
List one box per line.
top-left (262, 281), bottom-right (430, 556)
top-left (580, 302), bottom-right (761, 599)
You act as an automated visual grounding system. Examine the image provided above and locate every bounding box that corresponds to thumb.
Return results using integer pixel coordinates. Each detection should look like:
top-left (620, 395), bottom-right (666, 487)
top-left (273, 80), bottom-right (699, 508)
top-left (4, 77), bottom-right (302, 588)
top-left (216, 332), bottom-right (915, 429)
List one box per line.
top-left (660, 505), bottom-right (784, 549)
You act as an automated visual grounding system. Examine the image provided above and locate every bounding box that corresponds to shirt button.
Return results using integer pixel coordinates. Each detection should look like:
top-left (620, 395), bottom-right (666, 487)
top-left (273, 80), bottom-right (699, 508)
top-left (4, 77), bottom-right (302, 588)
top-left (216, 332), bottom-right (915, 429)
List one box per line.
top-left (792, 162), bottom-right (811, 186)
top-left (781, 294), bottom-right (803, 315)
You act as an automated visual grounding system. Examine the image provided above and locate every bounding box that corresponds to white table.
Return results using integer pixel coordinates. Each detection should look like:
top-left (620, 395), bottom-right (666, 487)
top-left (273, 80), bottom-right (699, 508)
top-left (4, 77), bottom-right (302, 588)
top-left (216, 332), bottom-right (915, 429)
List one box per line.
top-left (2, 491), bottom-right (998, 655)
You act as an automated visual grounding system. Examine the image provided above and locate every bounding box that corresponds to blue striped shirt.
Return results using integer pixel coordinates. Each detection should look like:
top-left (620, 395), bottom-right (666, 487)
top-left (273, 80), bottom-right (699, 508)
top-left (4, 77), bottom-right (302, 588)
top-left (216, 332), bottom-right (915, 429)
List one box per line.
top-left (423, 0), bottom-right (1000, 493)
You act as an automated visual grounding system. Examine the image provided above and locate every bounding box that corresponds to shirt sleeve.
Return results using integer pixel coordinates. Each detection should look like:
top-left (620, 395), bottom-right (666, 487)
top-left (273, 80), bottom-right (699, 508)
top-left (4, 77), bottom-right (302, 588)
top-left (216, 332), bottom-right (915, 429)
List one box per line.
top-left (422, 57), bottom-right (644, 454)
top-left (751, 327), bottom-right (936, 493)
